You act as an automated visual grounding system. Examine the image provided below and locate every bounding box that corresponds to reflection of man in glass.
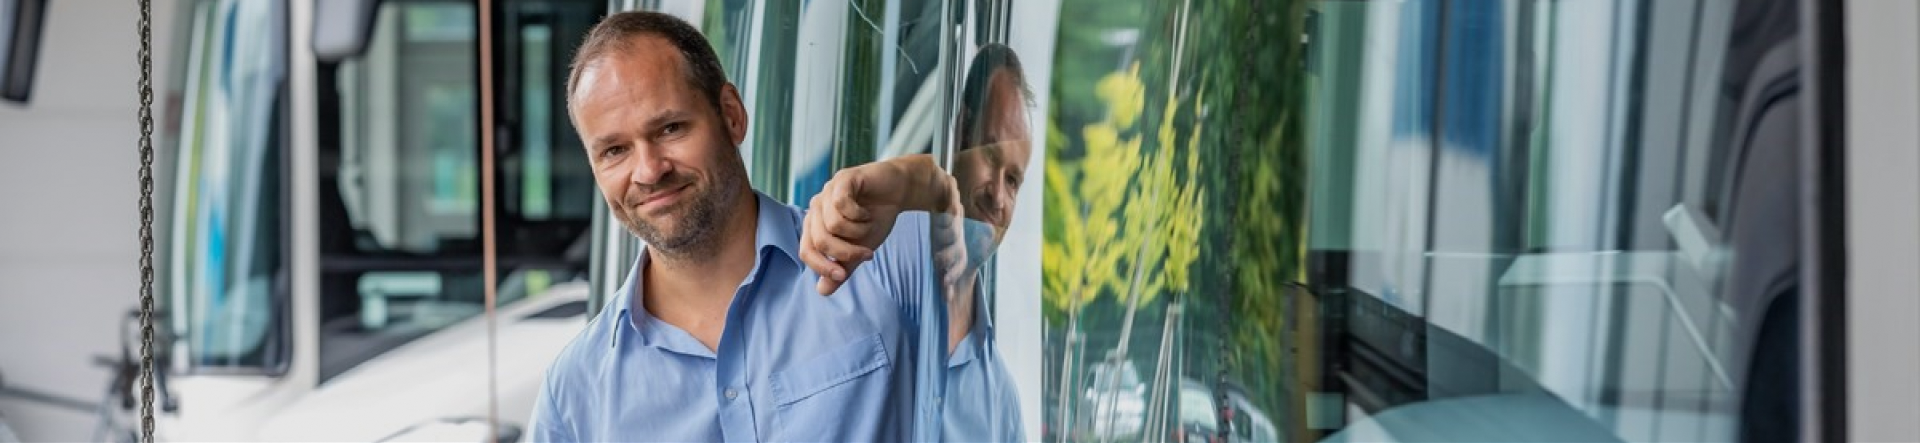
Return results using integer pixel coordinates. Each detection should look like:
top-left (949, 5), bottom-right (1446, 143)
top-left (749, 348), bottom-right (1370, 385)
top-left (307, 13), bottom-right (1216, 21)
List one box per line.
top-left (529, 12), bottom-right (993, 441)
top-left (800, 43), bottom-right (1033, 442)
top-left (951, 44), bottom-right (1033, 247)
top-left (941, 42), bottom-right (1033, 442)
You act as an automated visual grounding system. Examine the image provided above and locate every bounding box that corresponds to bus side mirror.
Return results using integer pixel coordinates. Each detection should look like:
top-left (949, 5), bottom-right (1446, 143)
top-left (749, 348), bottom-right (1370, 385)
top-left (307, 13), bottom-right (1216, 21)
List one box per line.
top-left (313, 0), bottom-right (381, 63)
top-left (1, 0), bottom-right (49, 104)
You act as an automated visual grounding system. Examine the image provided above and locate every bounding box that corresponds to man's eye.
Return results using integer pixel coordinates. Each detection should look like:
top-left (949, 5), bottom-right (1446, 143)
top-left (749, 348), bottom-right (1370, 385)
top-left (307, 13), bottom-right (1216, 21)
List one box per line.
top-left (661, 122), bottom-right (685, 136)
top-left (1005, 172), bottom-right (1023, 189)
top-left (600, 145), bottom-right (627, 159)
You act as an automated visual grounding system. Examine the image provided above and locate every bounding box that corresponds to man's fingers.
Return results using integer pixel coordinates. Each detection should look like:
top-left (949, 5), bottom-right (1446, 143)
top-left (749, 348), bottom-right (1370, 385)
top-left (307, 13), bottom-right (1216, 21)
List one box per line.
top-left (816, 275), bottom-right (845, 296)
top-left (935, 242), bottom-right (969, 295)
top-left (823, 214), bottom-right (869, 241)
top-left (813, 234), bottom-right (875, 273)
top-left (932, 217), bottom-right (969, 273)
top-left (800, 211), bottom-right (852, 290)
top-left (801, 243), bottom-right (846, 279)
top-left (800, 236), bottom-right (848, 283)
top-left (930, 214), bottom-right (963, 245)
top-left (830, 179), bottom-right (873, 222)
top-left (832, 168), bottom-right (869, 205)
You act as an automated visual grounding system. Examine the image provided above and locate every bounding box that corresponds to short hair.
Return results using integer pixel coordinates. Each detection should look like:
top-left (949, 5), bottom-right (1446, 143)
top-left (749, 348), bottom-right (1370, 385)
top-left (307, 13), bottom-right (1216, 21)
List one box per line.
top-left (567, 11), bottom-right (729, 116)
top-left (958, 43), bottom-right (1033, 148)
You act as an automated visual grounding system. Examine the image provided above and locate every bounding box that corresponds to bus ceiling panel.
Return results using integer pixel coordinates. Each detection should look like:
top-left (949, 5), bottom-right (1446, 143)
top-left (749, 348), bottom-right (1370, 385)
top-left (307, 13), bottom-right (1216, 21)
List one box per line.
top-left (313, 0), bottom-right (381, 63)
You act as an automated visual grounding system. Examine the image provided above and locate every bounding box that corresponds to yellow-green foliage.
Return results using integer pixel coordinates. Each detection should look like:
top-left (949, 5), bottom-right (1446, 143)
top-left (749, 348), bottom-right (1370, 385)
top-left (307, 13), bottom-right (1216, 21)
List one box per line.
top-left (1044, 63), bottom-right (1207, 319)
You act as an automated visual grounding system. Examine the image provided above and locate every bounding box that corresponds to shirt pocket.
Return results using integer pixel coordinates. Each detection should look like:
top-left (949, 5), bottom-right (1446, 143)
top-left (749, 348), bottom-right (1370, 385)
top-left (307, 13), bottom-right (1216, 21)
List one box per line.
top-left (769, 332), bottom-right (891, 407)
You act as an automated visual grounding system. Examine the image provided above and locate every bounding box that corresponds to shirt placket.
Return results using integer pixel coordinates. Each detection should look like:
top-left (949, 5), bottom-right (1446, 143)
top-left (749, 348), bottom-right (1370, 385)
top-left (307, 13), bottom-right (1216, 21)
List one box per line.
top-left (715, 251), bottom-right (770, 443)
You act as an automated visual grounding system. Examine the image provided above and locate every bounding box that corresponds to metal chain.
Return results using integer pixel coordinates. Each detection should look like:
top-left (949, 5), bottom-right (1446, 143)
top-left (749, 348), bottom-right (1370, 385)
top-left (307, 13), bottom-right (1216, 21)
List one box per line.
top-left (136, 0), bottom-right (158, 440)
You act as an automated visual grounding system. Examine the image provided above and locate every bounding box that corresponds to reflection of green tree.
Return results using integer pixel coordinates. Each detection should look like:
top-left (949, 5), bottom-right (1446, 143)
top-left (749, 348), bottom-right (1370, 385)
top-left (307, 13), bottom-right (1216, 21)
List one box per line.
top-left (1045, 38), bottom-right (1210, 443)
top-left (1045, 0), bottom-right (1305, 439)
top-left (1190, 0), bottom-right (1310, 437)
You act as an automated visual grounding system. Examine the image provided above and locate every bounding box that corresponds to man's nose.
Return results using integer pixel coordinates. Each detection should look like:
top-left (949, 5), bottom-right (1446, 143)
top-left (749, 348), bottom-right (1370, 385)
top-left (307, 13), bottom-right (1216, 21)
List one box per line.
top-left (979, 177), bottom-right (1007, 213)
top-left (628, 145), bottom-right (672, 185)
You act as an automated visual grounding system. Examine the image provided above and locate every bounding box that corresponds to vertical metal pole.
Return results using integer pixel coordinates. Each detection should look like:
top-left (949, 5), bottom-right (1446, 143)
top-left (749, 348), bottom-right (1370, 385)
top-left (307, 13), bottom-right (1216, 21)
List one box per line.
top-left (936, 0), bottom-right (964, 168)
top-left (1802, 0), bottom-right (1850, 440)
top-left (478, 0), bottom-right (501, 440)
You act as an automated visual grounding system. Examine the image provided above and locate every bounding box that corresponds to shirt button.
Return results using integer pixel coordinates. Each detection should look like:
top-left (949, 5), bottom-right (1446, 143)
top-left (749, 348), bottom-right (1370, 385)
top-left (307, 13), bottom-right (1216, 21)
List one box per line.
top-left (724, 388), bottom-right (738, 400)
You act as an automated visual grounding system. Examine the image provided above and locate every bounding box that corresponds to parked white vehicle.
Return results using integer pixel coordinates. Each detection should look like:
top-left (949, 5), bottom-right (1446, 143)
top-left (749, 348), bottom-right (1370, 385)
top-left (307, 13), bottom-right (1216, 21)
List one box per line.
top-left (115, 0), bottom-right (617, 440)
top-left (1080, 358), bottom-right (1147, 440)
top-left (151, 284), bottom-right (588, 441)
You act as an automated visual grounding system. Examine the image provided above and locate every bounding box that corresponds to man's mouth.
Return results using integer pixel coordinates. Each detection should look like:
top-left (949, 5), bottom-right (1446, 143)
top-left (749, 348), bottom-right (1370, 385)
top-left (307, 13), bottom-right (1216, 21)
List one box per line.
top-left (635, 182), bottom-right (692, 212)
top-left (969, 193), bottom-right (1003, 227)
top-left (975, 207), bottom-right (1002, 228)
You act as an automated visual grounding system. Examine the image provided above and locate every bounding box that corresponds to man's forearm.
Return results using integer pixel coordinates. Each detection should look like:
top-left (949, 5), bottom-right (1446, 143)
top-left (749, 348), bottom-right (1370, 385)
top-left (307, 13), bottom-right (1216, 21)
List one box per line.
top-left (861, 153), bottom-right (955, 214)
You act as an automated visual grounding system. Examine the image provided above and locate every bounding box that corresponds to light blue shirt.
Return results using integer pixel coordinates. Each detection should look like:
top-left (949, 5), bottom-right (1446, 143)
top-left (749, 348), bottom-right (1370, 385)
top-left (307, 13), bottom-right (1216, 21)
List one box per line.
top-left (944, 279), bottom-right (1027, 443)
top-left (526, 192), bottom-right (1022, 442)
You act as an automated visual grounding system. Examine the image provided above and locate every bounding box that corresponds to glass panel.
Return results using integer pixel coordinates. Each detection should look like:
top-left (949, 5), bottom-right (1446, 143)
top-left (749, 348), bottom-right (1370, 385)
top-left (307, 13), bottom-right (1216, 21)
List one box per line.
top-left (593, 0), bottom-right (1813, 441)
top-left (1040, 0), bottom-right (1808, 442)
top-left (165, 0), bottom-right (288, 372)
top-left (607, 2), bottom-right (1006, 440)
top-left (318, 0), bottom-right (479, 383)
top-left (1042, 1), bottom-right (1229, 441)
top-left (683, 0), bottom-right (952, 206)
top-left (317, 0), bottom-right (601, 383)
top-left (932, 3), bottom-right (1036, 440)
top-left (520, 25), bottom-right (555, 220)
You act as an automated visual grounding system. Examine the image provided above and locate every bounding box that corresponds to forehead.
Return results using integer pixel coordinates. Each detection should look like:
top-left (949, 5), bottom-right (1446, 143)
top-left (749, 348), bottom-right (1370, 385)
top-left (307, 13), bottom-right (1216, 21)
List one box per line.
top-left (980, 72), bottom-right (1029, 126)
top-left (998, 136), bottom-right (1034, 168)
top-left (987, 71), bottom-right (1026, 108)
top-left (569, 35), bottom-right (697, 115)
top-left (983, 71), bottom-right (1032, 162)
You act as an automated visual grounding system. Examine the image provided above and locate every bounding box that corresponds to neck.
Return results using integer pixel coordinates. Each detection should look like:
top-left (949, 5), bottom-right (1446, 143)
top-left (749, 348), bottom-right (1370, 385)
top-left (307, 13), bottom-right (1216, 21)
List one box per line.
top-left (642, 190), bottom-right (761, 319)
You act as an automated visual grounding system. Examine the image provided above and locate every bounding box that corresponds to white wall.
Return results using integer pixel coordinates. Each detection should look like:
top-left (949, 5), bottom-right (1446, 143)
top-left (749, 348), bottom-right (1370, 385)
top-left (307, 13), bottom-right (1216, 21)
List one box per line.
top-left (0, 1), bottom-right (180, 441)
top-left (998, 1), bottom-right (1060, 440)
top-left (1845, 1), bottom-right (1920, 441)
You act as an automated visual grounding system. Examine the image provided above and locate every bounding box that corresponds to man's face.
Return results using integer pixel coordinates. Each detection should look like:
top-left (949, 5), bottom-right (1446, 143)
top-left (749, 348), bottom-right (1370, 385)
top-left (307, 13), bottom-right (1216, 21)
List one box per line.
top-left (571, 36), bottom-right (750, 254)
top-left (952, 70), bottom-right (1032, 242)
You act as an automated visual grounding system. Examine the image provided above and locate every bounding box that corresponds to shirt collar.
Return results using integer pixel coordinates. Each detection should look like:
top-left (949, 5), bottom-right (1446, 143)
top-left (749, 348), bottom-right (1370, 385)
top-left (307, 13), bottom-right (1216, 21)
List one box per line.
top-left (607, 251), bottom-right (645, 348)
top-left (751, 191), bottom-right (803, 265)
top-left (948, 273), bottom-right (997, 368)
top-left (975, 264), bottom-right (996, 332)
top-left (607, 191), bottom-right (801, 348)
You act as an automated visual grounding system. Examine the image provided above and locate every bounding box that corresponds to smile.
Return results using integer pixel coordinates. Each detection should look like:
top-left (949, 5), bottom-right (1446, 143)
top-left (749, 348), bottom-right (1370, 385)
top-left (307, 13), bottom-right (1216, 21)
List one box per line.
top-left (637, 182), bottom-right (691, 212)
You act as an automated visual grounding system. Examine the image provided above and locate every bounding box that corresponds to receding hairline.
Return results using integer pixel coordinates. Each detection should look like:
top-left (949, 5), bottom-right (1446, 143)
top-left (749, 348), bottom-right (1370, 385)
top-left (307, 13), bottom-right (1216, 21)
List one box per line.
top-left (565, 12), bottom-right (729, 122)
top-left (566, 34), bottom-right (690, 101)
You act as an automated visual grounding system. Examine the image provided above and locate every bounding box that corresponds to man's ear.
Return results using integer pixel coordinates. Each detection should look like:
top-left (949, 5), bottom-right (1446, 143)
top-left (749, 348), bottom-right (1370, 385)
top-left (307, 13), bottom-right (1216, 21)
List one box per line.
top-left (720, 83), bottom-right (749, 146)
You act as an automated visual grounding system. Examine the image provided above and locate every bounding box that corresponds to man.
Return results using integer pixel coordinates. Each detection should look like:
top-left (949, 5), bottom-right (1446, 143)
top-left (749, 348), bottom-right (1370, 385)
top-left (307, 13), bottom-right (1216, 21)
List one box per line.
top-left (806, 43), bottom-right (1034, 442)
top-left (527, 11), bottom-right (1016, 441)
top-left (937, 43), bottom-right (1034, 442)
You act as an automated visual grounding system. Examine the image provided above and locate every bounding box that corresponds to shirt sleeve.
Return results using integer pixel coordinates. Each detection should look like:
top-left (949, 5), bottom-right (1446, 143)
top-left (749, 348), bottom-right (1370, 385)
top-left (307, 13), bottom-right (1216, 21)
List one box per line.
top-left (998, 370), bottom-right (1029, 443)
top-left (866, 211), bottom-right (936, 310)
top-left (523, 364), bottom-right (577, 442)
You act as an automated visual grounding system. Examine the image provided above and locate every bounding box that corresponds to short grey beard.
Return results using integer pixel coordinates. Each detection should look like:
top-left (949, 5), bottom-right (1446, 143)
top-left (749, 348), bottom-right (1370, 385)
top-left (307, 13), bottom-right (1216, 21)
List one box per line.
top-left (623, 151), bottom-right (749, 262)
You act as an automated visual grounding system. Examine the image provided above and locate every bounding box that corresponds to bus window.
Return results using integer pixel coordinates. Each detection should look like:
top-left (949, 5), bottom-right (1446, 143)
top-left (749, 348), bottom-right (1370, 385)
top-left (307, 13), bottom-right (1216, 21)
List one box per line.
top-left (164, 0), bottom-right (290, 373)
top-left (314, 0), bottom-right (602, 383)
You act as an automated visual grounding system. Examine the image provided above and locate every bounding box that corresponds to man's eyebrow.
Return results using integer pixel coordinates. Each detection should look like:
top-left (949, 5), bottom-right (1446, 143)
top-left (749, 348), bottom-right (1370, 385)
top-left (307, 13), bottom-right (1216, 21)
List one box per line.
top-left (591, 133), bottom-right (625, 150)
top-left (987, 143), bottom-right (1008, 164)
top-left (587, 108), bottom-right (691, 150)
top-left (642, 108), bottom-right (690, 130)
